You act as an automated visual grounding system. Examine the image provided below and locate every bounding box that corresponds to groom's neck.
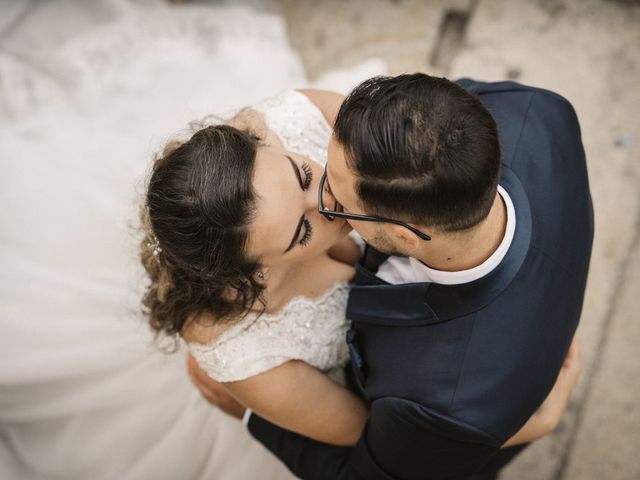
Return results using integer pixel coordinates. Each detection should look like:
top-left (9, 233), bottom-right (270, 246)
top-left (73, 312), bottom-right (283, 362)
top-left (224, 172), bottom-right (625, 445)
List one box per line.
top-left (412, 193), bottom-right (507, 272)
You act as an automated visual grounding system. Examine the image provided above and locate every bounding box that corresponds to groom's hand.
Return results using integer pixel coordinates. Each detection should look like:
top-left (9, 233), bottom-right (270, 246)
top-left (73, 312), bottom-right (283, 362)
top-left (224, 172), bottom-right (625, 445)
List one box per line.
top-left (187, 353), bottom-right (246, 419)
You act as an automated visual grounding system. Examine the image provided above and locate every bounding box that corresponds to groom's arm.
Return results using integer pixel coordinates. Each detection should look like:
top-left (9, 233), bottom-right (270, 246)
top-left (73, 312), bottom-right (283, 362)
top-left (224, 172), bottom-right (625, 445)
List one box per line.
top-left (247, 349), bottom-right (582, 480)
top-left (248, 397), bottom-right (501, 480)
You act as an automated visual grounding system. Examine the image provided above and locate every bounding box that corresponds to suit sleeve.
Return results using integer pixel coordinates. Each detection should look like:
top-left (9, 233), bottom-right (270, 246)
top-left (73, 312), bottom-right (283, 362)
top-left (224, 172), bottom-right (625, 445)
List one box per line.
top-left (248, 397), bottom-right (501, 480)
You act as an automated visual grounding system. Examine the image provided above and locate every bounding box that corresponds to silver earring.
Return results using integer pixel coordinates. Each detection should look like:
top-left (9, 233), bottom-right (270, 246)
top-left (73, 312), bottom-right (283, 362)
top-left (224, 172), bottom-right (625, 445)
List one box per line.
top-left (257, 271), bottom-right (266, 281)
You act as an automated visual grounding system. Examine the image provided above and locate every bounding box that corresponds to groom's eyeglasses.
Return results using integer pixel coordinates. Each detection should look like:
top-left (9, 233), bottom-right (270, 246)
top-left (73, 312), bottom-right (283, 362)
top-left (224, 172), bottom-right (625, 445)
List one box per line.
top-left (318, 165), bottom-right (432, 241)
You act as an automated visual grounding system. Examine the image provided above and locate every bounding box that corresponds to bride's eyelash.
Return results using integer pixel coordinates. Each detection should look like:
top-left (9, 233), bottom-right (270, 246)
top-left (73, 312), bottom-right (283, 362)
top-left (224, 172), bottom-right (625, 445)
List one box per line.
top-left (299, 217), bottom-right (313, 246)
top-left (301, 162), bottom-right (312, 190)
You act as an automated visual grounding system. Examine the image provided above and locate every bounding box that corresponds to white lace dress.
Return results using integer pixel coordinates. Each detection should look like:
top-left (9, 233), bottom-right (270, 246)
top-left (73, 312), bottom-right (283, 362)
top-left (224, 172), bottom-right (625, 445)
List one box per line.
top-left (188, 91), bottom-right (352, 384)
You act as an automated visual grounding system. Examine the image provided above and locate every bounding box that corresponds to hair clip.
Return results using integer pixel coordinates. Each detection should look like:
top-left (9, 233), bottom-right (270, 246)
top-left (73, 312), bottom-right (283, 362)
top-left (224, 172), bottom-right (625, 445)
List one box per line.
top-left (149, 236), bottom-right (162, 256)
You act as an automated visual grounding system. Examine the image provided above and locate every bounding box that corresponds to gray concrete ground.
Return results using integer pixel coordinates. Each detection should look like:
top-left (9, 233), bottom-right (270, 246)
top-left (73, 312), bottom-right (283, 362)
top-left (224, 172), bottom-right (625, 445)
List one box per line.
top-left (1, 0), bottom-right (638, 479)
top-left (277, 0), bottom-right (640, 479)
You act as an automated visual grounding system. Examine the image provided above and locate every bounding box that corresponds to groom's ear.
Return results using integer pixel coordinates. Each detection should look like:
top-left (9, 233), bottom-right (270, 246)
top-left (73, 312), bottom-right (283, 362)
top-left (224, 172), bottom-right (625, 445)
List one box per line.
top-left (388, 224), bottom-right (421, 254)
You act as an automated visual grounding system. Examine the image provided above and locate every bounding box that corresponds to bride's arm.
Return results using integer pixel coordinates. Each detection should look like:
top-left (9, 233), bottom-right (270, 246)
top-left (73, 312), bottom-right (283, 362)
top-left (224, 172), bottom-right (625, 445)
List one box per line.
top-left (222, 360), bottom-right (368, 447)
top-left (182, 314), bottom-right (369, 446)
top-left (297, 89), bottom-right (345, 127)
top-left (183, 312), bottom-right (367, 448)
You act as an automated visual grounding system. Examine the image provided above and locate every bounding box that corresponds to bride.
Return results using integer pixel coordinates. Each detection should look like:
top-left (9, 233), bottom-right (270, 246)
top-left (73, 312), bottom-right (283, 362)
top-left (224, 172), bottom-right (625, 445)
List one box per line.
top-left (142, 88), bottom-right (580, 450)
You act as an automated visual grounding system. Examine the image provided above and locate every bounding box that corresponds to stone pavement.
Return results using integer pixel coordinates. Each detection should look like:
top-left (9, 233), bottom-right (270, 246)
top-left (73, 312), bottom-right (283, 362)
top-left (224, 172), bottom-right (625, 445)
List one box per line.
top-left (277, 0), bottom-right (640, 478)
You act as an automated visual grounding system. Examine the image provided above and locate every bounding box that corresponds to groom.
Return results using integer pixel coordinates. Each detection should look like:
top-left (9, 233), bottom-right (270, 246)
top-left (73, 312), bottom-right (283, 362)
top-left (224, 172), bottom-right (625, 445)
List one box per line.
top-left (195, 74), bottom-right (594, 479)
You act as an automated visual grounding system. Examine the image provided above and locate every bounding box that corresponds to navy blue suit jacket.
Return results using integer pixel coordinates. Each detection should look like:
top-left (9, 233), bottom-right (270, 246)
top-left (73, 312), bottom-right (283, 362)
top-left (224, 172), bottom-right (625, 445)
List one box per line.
top-left (247, 79), bottom-right (594, 480)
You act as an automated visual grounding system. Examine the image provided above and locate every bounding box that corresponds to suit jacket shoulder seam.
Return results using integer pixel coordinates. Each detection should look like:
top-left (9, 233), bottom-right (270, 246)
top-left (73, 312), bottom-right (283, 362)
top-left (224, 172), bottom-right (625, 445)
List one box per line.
top-left (447, 312), bottom-right (478, 415)
top-left (509, 91), bottom-right (536, 168)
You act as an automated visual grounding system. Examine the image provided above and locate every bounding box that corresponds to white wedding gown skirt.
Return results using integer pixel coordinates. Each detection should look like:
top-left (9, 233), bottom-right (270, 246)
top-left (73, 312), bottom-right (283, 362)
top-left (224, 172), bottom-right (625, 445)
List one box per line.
top-left (0, 1), bottom-right (385, 479)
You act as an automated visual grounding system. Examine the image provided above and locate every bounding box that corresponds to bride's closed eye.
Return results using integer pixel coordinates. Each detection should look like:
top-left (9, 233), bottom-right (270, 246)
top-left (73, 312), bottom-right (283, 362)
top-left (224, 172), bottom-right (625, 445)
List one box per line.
top-left (284, 154), bottom-right (314, 252)
top-left (300, 162), bottom-right (313, 190)
top-left (287, 155), bottom-right (313, 191)
top-left (298, 162), bottom-right (313, 246)
top-left (291, 157), bottom-right (313, 247)
top-left (299, 217), bottom-right (313, 247)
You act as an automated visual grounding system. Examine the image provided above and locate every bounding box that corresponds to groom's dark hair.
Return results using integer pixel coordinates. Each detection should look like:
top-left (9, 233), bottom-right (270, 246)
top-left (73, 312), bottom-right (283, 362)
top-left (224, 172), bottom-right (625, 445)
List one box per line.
top-left (334, 73), bottom-right (501, 232)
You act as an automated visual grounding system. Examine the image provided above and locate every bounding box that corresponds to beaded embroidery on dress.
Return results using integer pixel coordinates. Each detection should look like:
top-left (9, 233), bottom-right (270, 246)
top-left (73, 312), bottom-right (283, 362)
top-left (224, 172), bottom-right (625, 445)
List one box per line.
top-left (189, 283), bottom-right (351, 383)
top-left (188, 91), bottom-right (351, 384)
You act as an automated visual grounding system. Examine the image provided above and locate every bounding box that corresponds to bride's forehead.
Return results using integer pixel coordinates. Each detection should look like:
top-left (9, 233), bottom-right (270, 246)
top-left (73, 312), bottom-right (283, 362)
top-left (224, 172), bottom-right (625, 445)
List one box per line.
top-left (254, 144), bottom-right (287, 169)
top-left (252, 146), bottom-right (289, 184)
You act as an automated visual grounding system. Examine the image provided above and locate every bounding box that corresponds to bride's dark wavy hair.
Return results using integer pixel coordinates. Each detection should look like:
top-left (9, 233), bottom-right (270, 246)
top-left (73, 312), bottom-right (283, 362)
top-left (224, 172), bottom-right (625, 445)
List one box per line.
top-left (141, 124), bottom-right (265, 345)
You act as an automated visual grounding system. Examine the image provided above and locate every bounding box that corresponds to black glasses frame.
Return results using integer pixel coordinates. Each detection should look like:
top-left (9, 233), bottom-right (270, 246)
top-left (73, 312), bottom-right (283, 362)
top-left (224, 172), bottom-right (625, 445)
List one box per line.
top-left (318, 165), bottom-right (431, 241)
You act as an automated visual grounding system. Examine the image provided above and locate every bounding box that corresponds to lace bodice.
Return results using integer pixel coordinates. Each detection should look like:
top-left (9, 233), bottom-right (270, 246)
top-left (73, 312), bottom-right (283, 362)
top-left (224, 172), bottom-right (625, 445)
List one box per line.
top-left (188, 91), bottom-right (351, 383)
top-left (189, 283), bottom-right (351, 382)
